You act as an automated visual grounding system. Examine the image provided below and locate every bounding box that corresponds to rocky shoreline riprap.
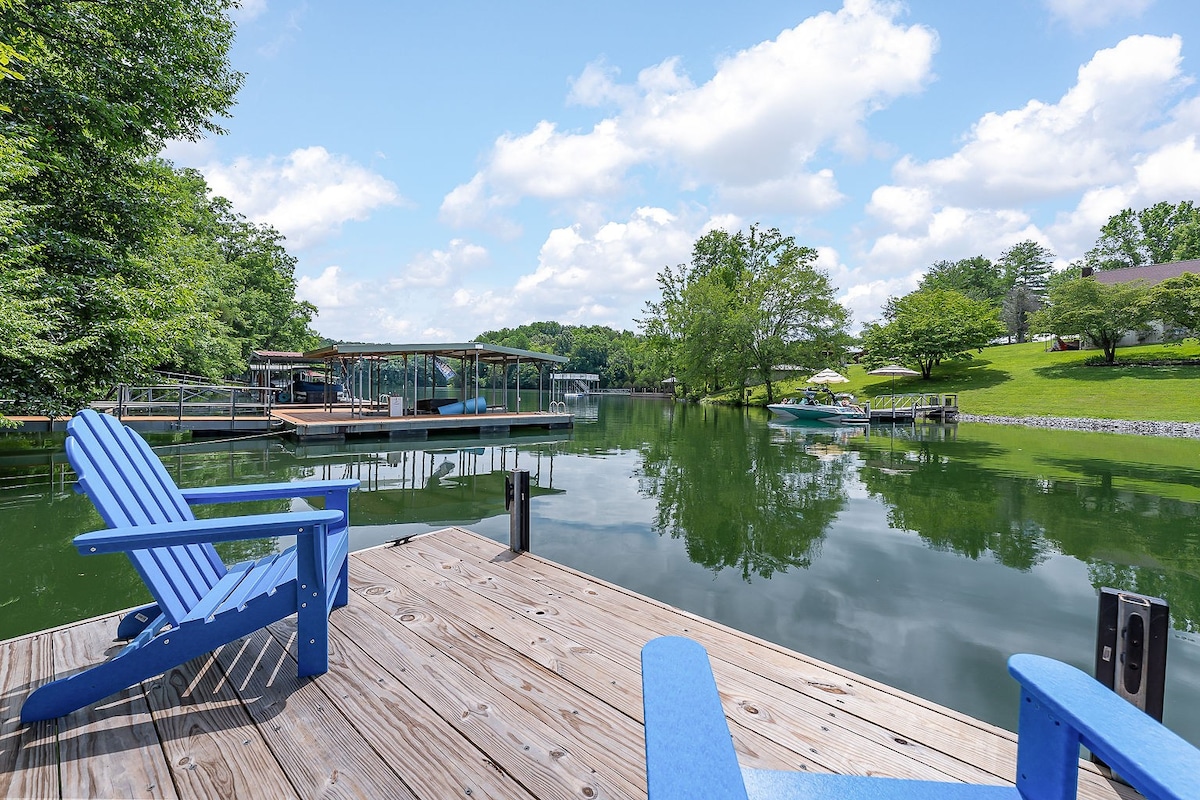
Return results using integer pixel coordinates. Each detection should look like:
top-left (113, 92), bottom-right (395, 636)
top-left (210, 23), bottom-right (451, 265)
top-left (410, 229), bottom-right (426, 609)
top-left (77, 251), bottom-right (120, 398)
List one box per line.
top-left (957, 414), bottom-right (1200, 439)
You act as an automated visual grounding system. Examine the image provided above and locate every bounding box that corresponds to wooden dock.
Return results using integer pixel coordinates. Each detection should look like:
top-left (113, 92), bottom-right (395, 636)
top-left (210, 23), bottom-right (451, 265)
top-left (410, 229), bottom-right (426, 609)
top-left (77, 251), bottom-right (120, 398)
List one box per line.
top-left (869, 393), bottom-right (960, 423)
top-left (271, 408), bottom-right (573, 440)
top-left (0, 528), bottom-right (1132, 799)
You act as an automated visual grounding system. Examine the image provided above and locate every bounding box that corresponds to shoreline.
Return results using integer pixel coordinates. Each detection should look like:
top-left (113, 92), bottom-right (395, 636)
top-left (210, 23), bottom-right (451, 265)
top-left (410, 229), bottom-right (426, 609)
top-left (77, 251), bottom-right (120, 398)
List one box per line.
top-left (957, 414), bottom-right (1200, 439)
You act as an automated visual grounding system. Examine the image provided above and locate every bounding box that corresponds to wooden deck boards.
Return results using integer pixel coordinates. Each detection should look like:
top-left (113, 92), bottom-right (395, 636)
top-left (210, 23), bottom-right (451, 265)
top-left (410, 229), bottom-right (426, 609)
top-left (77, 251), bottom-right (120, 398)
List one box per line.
top-left (0, 528), bottom-right (1134, 799)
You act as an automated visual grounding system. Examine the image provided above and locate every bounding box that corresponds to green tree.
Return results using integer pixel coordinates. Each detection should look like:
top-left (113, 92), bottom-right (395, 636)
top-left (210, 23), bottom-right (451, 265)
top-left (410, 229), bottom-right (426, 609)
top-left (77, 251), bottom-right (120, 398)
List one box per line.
top-left (738, 226), bottom-right (847, 403)
top-left (642, 253), bottom-right (743, 398)
top-left (918, 256), bottom-right (1007, 306)
top-left (1084, 201), bottom-right (1200, 270)
top-left (861, 290), bottom-right (1004, 379)
top-left (0, 0), bottom-right (27, 112)
top-left (642, 225), bottom-right (847, 402)
top-left (1001, 285), bottom-right (1041, 343)
top-left (143, 167), bottom-right (319, 379)
top-left (1146, 272), bottom-right (1200, 337)
top-left (999, 240), bottom-right (1054, 299)
top-left (1030, 278), bottom-right (1152, 364)
top-left (0, 0), bottom-right (244, 412)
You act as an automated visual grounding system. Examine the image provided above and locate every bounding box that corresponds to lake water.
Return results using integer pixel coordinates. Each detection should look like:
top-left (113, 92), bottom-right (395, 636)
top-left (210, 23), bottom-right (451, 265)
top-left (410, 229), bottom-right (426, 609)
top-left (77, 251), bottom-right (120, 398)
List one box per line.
top-left (4, 396), bottom-right (1200, 745)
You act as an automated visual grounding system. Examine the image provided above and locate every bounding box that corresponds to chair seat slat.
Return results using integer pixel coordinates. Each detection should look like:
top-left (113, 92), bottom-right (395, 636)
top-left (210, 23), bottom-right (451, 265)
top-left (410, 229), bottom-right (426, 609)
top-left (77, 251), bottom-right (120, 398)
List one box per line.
top-left (216, 551), bottom-right (298, 617)
top-left (180, 560), bottom-right (257, 625)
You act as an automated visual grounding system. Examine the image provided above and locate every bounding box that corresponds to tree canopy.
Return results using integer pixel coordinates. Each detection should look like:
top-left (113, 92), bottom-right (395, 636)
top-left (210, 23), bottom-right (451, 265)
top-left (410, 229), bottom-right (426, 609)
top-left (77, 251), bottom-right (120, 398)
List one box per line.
top-left (1030, 278), bottom-right (1152, 364)
top-left (641, 225), bottom-right (847, 402)
top-left (1146, 272), bottom-right (1200, 338)
top-left (918, 256), bottom-right (1007, 306)
top-left (475, 322), bottom-right (651, 389)
top-left (0, 1), bottom-right (319, 414)
top-left (1083, 201), bottom-right (1200, 271)
top-left (861, 290), bottom-right (1004, 379)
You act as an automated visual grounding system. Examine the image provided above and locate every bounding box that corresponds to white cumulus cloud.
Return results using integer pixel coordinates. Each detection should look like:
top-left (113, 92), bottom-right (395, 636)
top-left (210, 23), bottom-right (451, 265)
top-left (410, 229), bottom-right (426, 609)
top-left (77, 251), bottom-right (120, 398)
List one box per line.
top-left (297, 265), bottom-right (362, 310)
top-left (391, 239), bottom-right (490, 290)
top-left (895, 35), bottom-right (1187, 207)
top-left (511, 207), bottom-right (697, 324)
top-left (442, 0), bottom-right (936, 226)
top-left (202, 146), bottom-right (403, 248)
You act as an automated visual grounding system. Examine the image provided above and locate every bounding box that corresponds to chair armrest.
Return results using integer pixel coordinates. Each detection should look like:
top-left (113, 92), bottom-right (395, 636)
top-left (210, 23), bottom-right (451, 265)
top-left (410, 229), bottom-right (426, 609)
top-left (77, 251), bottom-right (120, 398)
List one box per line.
top-left (642, 636), bottom-right (750, 800)
top-left (74, 509), bottom-right (344, 554)
top-left (1008, 653), bottom-right (1200, 800)
top-left (180, 478), bottom-right (359, 505)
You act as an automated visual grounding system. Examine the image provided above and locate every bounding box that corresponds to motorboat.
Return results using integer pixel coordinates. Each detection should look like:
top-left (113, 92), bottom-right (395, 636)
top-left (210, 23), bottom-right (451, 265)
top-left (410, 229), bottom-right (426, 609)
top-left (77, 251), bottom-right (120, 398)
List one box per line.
top-left (767, 389), bottom-right (869, 425)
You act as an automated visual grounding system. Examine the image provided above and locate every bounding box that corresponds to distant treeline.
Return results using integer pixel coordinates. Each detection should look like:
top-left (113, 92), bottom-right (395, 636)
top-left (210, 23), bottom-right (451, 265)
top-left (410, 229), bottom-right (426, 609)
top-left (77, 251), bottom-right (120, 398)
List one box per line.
top-left (476, 322), bottom-right (657, 389)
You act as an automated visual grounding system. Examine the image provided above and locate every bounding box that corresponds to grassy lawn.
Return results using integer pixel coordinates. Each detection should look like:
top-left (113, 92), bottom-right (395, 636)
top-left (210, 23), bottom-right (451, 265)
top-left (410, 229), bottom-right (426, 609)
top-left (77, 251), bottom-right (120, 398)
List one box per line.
top-left (738, 340), bottom-right (1200, 422)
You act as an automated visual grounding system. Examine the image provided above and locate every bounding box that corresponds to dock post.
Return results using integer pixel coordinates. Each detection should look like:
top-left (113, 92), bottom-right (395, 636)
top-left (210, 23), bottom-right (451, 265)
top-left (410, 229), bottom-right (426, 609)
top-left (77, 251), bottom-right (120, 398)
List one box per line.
top-left (506, 469), bottom-right (530, 553)
top-left (1093, 587), bottom-right (1169, 777)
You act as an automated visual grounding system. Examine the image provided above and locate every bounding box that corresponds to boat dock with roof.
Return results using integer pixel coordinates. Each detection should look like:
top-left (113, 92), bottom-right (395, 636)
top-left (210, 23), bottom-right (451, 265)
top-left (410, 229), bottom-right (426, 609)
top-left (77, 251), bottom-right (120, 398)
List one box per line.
top-left (5, 343), bottom-right (574, 440)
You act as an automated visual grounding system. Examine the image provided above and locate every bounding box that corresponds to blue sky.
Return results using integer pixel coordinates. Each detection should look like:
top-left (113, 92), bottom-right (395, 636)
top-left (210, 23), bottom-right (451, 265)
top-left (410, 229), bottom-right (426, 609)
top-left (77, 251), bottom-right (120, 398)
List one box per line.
top-left (164, 0), bottom-right (1200, 343)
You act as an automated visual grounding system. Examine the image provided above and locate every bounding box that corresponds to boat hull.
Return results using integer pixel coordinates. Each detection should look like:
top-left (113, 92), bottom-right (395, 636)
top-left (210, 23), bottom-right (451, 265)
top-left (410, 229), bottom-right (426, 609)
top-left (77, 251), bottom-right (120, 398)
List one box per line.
top-left (767, 403), bottom-right (868, 425)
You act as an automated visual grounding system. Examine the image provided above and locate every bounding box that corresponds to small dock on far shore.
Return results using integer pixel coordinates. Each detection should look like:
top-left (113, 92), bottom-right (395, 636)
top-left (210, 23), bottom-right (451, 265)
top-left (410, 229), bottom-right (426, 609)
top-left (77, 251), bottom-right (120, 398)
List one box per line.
top-left (870, 392), bottom-right (959, 423)
top-left (0, 528), bottom-right (1130, 799)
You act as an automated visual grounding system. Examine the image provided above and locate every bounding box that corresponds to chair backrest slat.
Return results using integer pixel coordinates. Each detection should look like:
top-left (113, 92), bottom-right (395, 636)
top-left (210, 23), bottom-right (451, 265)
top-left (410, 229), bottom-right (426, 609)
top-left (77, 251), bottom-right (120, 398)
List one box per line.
top-left (67, 411), bottom-right (226, 623)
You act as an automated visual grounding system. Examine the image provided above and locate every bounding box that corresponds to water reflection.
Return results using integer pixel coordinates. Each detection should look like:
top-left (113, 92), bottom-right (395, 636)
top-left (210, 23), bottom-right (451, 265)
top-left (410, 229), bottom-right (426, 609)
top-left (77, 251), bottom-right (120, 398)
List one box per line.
top-left (848, 424), bottom-right (1200, 632)
top-left (635, 406), bottom-right (852, 581)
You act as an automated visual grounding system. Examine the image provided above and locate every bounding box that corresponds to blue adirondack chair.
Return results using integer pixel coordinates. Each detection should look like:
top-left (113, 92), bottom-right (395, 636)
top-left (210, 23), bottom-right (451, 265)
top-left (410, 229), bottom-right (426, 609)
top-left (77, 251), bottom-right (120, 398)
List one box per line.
top-left (641, 636), bottom-right (1200, 800)
top-left (20, 409), bottom-right (359, 723)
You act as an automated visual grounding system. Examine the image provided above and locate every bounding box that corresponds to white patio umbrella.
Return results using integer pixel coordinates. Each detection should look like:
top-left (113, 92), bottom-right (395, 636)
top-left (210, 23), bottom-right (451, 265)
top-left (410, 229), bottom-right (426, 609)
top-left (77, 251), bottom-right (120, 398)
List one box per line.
top-left (868, 364), bottom-right (919, 394)
top-left (806, 368), bottom-right (850, 385)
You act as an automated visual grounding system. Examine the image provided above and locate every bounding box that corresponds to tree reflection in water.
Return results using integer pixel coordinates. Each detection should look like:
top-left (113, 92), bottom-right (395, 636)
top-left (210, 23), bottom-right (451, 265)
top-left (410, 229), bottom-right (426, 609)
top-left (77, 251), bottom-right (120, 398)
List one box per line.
top-left (855, 424), bottom-right (1200, 632)
top-left (636, 404), bottom-right (853, 581)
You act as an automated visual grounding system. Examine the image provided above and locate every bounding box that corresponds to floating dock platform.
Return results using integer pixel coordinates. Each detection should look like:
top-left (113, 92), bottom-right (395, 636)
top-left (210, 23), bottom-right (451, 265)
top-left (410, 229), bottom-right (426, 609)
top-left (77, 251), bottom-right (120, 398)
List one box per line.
top-left (271, 408), bottom-right (573, 440)
top-left (869, 393), bottom-right (960, 423)
top-left (0, 528), bottom-right (1128, 799)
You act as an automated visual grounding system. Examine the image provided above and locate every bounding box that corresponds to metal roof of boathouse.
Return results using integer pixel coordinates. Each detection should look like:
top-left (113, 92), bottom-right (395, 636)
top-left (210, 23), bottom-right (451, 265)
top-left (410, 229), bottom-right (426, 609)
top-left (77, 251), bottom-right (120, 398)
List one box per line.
top-left (303, 342), bottom-right (568, 365)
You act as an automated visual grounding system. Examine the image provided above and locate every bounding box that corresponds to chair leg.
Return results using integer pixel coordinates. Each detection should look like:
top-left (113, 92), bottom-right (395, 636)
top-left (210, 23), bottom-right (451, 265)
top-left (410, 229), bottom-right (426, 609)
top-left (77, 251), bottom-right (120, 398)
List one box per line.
top-left (296, 583), bottom-right (330, 677)
top-left (22, 624), bottom-right (207, 723)
top-left (333, 555), bottom-right (349, 608)
top-left (116, 603), bottom-right (162, 640)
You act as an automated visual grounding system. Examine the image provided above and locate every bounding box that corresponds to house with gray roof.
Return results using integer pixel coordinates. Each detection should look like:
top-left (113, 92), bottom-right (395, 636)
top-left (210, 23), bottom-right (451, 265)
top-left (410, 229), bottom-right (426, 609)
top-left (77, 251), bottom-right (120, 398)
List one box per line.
top-left (1080, 259), bottom-right (1200, 346)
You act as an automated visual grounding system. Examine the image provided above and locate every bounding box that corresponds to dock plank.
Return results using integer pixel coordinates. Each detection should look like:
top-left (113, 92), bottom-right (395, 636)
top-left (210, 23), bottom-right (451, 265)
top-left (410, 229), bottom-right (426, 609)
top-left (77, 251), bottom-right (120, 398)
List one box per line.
top-left (427, 529), bottom-right (1133, 800)
top-left (0, 634), bottom-right (57, 799)
top-left (392, 533), bottom-right (994, 784)
top-left (350, 553), bottom-right (651, 794)
top-left (212, 627), bottom-right (419, 799)
top-left (263, 617), bottom-right (538, 800)
top-left (353, 543), bottom-right (856, 775)
top-left (0, 527), bottom-right (1139, 800)
top-left (324, 600), bottom-right (619, 799)
top-left (141, 650), bottom-right (297, 800)
top-left (53, 616), bottom-right (178, 799)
